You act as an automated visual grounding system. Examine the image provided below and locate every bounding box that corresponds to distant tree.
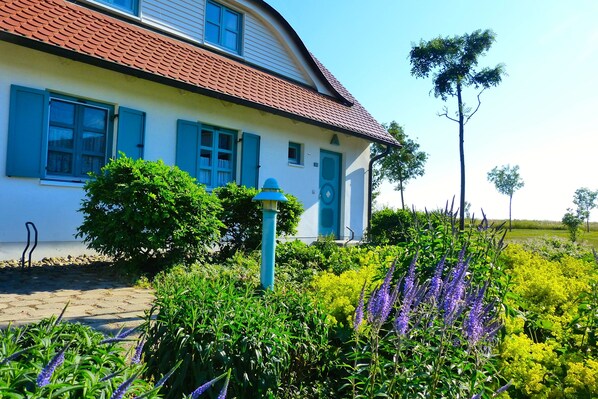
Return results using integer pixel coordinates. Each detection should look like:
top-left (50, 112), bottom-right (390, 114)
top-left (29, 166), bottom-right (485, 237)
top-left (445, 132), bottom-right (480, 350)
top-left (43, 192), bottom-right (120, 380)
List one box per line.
top-left (572, 187), bottom-right (598, 232)
top-left (372, 121), bottom-right (428, 209)
top-left (562, 208), bottom-right (583, 242)
top-left (487, 165), bottom-right (524, 231)
top-left (409, 29), bottom-right (505, 230)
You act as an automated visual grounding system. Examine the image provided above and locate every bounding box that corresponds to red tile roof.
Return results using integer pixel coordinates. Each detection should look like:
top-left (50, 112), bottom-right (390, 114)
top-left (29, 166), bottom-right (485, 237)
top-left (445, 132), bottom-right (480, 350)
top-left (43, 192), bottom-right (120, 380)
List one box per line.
top-left (0, 0), bottom-right (399, 146)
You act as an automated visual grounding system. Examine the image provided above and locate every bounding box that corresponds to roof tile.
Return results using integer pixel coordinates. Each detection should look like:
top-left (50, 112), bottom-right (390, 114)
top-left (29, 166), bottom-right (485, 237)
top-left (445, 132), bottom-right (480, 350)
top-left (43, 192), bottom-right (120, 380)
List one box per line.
top-left (0, 0), bottom-right (398, 146)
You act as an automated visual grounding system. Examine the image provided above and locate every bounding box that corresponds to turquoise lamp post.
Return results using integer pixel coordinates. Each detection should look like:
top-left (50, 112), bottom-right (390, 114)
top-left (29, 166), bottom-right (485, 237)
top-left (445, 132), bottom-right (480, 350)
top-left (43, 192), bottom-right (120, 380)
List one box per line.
top-left (252, 178), bottom-right (288, 290)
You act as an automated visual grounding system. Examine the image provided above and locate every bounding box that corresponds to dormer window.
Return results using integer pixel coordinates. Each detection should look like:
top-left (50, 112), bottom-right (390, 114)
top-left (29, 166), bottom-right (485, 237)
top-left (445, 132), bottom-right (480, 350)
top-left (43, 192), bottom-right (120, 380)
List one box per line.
top-left (96, 0), bottom-right (138, 15)
top-left (205, 1), bottom-right (243, 54)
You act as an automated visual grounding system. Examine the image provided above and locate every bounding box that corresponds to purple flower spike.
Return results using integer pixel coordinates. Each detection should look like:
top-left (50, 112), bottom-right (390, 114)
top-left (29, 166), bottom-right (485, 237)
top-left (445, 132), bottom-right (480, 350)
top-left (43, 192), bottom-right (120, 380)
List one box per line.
top-left (426, 256), bottom-right (446, 302)
top-left (403, 254), bottom-right (418, 296)
top-left (217, 372), bottom-right (230, 399)
top-left (111, 374), bottom-right (138, 399)
top-left (101, 327), bottom-right (138, 344)
top-left (131, 339), bottom-right (144, 364)
top-left (464, 290), bottom-right (484, 346)
top-left (366, 262), bottom-right (397, 328)
top-left (470, 394), bottom-right (482, 399)
top-left (442, 257), bottom-right (470, 324)
top-left (493, 381), bottom-right (512, 396)
top-left (37, 343), bottom-right (70, 387)
top-left (190, 374), bottom-right (226, 398)
top-left (353, 282), bottom-right (366, 332)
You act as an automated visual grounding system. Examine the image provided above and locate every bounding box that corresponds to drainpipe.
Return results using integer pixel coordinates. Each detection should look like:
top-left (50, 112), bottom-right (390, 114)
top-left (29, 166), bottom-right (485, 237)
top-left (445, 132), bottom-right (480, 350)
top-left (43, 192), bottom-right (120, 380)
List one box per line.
top-left (367, 144), bottom-right (392, 234)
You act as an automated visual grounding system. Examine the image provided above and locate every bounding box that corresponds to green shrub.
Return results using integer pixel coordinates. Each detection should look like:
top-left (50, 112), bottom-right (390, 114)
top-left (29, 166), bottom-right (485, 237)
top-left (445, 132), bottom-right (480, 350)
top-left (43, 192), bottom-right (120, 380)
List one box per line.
top-left (77, 156), bottom-right (223, 268)
top-left (521, 236), bottom-right (595, 261)
top-left (143, 269), bottom-right (334, 399)
top-left (368, 208), bottom-right (427, 245)
top-left (499, 245), bottom-right (598, 398)
top-left (0, 317), bottom-right (161, 399)
top-left (213, 183), bottom-right (304, 255)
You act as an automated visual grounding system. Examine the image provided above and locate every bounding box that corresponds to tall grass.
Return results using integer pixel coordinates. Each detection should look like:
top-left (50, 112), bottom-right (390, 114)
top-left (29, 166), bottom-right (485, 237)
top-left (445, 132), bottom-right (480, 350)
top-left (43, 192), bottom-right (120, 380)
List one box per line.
top-left (486, 219), bottom-right (598, 231)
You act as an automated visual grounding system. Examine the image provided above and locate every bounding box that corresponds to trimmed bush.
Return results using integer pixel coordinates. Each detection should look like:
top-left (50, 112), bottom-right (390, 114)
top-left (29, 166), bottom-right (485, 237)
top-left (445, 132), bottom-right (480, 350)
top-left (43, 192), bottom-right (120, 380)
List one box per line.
top-left (143, 268), bottom-right (334, 399)
top-left (213, 183), bottom-right (304, 255)
top-left (368, 208), bottom-right (428, 245)
top-left (77, 156), bottom-right (223, 268)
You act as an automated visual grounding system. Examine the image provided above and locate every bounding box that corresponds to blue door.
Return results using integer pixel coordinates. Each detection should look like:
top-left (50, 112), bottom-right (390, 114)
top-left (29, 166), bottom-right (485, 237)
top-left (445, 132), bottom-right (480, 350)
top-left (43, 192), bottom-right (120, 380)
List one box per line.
top-left (319, 150), bottom-right (342, 238)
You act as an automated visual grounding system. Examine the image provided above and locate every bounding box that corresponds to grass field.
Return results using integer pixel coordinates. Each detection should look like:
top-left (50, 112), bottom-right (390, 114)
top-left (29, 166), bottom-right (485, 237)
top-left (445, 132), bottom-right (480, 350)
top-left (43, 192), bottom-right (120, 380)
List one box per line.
top-left (486, 219), bottom-right (598, 248)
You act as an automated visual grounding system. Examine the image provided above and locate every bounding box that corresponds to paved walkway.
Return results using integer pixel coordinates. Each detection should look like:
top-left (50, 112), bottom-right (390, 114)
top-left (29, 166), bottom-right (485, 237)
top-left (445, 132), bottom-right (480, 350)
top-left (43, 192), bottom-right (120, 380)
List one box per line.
top-left (0, 264), bottom-right (154, 335)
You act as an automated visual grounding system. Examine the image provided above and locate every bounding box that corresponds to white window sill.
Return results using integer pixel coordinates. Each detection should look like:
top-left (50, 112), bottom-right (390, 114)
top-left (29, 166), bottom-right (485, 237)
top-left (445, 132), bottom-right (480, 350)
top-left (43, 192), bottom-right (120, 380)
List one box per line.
top-left (40, 179), bottom-right (86, 188)
top-left (288, 162), bottom-right (304, 168)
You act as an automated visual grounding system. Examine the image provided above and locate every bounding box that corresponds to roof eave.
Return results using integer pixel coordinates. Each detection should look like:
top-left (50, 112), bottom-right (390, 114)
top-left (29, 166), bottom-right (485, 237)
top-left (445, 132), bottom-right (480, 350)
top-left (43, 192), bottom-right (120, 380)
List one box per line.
top-left (0, 32), bottom-right (398, 147)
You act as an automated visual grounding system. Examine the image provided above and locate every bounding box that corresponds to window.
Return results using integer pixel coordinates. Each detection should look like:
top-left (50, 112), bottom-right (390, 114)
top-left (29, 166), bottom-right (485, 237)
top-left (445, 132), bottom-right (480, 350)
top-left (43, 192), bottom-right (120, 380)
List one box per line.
top-left (96, 0), bottom-right (138, 15)
top-left (288, 142), bottom-right (302, 165)
top-left (47, 98), bottom-right (111, 178)
top-left (205, 1), bottom-right (242, 54)
top-left (176, 120), bottom-right (237, 189)
top-left (7, 85), bottom-right (146, 180)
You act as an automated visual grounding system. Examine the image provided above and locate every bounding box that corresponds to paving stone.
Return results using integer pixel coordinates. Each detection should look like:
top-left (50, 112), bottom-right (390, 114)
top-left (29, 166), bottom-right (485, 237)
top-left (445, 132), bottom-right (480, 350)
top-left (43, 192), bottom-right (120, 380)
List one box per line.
top-left (0, 264), bottom-right (153, 334)
top-left (7, 299), bottom-right (43, 307)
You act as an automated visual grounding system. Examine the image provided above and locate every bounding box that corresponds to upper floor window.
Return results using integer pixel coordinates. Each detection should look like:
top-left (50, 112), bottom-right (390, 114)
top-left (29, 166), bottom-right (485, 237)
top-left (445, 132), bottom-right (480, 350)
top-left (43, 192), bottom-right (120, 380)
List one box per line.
top-left (96, 0), bottom-right (138, 15)
top-left (205, 1), bottom-right (243, 54)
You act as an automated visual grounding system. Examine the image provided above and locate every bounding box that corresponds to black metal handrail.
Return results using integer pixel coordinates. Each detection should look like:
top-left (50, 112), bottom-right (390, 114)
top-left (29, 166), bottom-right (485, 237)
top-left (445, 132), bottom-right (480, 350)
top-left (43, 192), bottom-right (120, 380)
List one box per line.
top-left (21, 221), bottom-right (38, 268)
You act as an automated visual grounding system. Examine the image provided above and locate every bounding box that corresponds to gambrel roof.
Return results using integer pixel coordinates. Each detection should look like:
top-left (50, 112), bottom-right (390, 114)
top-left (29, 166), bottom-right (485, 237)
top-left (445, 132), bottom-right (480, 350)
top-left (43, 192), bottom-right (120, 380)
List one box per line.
top-left (0, 0), bottom-right (399, 146)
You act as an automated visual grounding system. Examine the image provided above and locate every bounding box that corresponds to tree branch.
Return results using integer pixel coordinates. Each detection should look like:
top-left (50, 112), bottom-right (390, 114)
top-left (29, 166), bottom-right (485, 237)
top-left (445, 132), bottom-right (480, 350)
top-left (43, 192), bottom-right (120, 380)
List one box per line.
top-left (464, 88), bottom-right (486, 124)
top-left (438, 106), bottom-right (459, 123)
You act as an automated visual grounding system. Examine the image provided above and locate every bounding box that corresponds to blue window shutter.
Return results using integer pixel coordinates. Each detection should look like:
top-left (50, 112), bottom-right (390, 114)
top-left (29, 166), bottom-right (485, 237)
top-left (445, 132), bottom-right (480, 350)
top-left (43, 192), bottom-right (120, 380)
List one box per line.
top-left (240, 132), bottom-right (260, 188)
top-left (116, 107), bottom-right (145, 160)
top-left (176, 119), bottom-right (200, 178)
top-left (6, 85), bottom-right (49, 178)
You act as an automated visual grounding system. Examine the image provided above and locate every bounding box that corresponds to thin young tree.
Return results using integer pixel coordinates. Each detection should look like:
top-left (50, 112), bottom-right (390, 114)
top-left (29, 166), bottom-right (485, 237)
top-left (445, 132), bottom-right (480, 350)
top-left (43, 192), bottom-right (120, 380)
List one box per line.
top-left (573, 187), bottom-right (598, 232)
top-left (372, 121), bottom-right (428, 209)
top-left (409, 29), bottom-right (505, 230)
top-left (487, 164), bottom-right (524, 231)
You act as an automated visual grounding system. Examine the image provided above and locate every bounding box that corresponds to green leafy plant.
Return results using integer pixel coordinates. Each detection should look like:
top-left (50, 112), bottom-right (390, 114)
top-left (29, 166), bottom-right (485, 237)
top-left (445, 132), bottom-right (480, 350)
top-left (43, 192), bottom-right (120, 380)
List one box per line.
top-left (143, 269), bottom-right (333, 399)
top-left (368, 207), bottom-right (428, 245)
top-left (77, 155), bottom-right (223, 268)
top-left (0, 316), bottom-right (162, 399)
top-left (562, 208), bottom-right (583, 242)
top-left (499, 245), bottom-right (598, 398)
top-left (213, 182), bottom-right (304, 255)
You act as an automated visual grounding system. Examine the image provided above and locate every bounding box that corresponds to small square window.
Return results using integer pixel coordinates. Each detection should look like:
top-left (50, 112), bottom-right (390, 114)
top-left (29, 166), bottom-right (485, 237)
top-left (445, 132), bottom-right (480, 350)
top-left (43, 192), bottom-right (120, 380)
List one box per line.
top-left (288, 142), bottom-right (303, 165)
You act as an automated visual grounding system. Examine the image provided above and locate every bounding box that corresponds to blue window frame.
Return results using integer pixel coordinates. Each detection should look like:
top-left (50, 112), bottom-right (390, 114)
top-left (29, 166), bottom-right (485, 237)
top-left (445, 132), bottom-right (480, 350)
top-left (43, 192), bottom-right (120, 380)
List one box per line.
top-left (47, 97), bottom-right (113, 178)
top-left (205, 1), bottom-right (242, 54)
top-left (96, 0), bottom-right (138, 15)
top-left (288, 142), bottom-right (302, 165)
top-left (6, 85), bottom-right (146, 181)
top-left (176, 120), bottom-right (237, 189)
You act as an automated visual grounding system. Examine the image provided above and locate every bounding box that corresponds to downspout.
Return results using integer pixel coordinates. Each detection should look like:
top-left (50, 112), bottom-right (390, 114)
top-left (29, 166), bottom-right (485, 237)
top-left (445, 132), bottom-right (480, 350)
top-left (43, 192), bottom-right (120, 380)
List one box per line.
top-left (367, 144), bottom-right (392, 234)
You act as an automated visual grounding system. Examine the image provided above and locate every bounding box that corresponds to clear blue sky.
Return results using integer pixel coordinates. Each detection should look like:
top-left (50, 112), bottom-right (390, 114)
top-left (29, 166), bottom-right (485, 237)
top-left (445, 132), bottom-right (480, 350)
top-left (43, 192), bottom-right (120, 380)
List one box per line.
top-left (265, 0), bottom-right (598, 221)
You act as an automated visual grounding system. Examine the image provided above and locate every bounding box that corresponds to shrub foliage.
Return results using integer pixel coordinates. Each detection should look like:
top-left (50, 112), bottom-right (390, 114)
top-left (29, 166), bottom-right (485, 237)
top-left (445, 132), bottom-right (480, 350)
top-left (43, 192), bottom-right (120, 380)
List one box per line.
top-left (213, 183), bottom-right (303, 254)
top-left (77, 156), bottom-right (223, 266)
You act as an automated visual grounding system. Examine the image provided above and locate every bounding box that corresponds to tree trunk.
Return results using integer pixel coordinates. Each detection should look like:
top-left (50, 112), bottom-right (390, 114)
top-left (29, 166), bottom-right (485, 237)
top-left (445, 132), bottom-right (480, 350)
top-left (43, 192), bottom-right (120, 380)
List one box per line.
top-left (587, 217), bottom-right (590, 233)
top-left (457, 81), bottom-right (465, 231)
top-left (399, 178), bottom-right (405, 209)
top-left (509, 194), bottom-right (513, 231)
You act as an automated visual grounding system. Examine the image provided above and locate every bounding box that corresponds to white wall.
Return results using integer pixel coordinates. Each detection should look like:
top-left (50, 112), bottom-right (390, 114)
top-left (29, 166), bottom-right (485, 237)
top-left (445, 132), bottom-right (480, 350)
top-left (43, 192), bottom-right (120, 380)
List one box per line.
top-left (0, 43), bottom-right (370, 260)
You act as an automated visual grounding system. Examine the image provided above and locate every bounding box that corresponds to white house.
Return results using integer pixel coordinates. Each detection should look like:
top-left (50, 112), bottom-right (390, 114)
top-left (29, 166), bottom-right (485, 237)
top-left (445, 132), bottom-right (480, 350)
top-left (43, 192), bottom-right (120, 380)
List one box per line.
top-left (0, 0), bottom-right (398, 260)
